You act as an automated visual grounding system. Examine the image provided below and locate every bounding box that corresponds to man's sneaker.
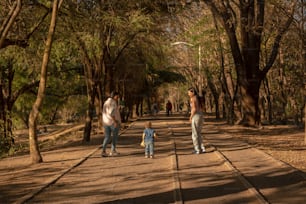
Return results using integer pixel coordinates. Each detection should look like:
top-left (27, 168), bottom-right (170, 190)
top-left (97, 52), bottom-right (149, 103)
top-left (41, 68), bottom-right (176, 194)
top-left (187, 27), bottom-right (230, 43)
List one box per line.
top-left (150, 155), bottom-right (154, 159)
top-left (109, 151), bottom-right (120, 156)
top-left (101, 151), bottom-right (108, 157)
top-left (201, 149), bottom-right (206, 153)
top-left (145, 155), bottom-right (149, 158)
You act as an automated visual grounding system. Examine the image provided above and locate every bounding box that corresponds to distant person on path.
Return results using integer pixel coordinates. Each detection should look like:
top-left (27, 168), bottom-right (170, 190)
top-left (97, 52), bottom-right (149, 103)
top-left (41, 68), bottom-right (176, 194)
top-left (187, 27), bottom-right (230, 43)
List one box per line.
top-left (101, 91), bottom-right (121, 157)
top-left (166, 100), bottom-right (172, 116)
top-left (188, 87), bottom-right (205, 154)
top-left (141, 121), bottom-right (157, 159)
top-left (152, 102), bottom-right (158, 116)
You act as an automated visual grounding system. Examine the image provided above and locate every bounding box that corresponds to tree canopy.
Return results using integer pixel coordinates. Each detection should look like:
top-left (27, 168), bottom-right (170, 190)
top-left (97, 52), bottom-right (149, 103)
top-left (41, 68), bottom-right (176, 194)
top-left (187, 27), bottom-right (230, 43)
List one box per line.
top-left (0, 0), bottom-right (304, 160)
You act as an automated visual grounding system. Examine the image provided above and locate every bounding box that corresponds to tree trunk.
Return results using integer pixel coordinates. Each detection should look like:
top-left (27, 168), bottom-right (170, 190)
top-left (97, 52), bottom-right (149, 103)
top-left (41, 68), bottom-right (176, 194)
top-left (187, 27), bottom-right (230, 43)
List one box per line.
top-left (76, 37), bottom-right (99, 142)
top-left (104, 64), bottom-right (114, 96)
top-left (83, 108), bottom-right (93, 142)
top-left (262, 78), bottom-right (272, 124)
top-left (82, 66), bottom-right (94, 142)
top-left (239, 78), bottom-right (261, 126)
top-left (28, 0), bottom-right (60, 164)
top-left (221, 63), bottom-right (238, 125)
top-left (206, 75), bottom-right (220, 119)
top-left (96, 79), bottom-right (103, 131)
top-left (83, 86), bottom-right (96, 142)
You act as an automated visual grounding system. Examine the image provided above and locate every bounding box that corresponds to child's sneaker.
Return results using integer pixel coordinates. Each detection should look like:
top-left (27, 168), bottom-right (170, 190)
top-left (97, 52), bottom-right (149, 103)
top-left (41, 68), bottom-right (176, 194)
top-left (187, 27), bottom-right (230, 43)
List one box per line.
top-left (150, 155), bottom-right (154, 159)
top-left (145, 155), bottom-right (149, 158)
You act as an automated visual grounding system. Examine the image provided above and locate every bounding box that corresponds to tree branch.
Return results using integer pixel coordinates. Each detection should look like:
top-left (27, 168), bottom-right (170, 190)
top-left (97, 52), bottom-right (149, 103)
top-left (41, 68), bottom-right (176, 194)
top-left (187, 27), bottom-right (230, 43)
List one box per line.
top-left (0, 0), bottom-right (22, 48)
top-left (261, 1), bottom-right (297, 77)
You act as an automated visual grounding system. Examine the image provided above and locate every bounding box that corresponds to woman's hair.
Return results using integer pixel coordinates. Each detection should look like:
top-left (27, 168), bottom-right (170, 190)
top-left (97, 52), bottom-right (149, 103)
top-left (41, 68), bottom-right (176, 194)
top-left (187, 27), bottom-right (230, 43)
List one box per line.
top-left (188, 87), bottom-right (198, 95)
top-left (188, 87), bottom-right (203, 109)
top-left (145, 121), bottom-right (152, 128)
top-left (110, 91), bottom-right (119, 98)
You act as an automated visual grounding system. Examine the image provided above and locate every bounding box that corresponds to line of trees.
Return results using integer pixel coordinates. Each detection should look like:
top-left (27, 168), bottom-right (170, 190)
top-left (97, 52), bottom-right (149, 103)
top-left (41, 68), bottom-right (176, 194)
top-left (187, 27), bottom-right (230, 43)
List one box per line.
top-left (0, 0), bottom-right (304, 163)
top-left (0, 0), bottom-right (184, 163)
top-left (169, 0), bottom-right (304, 127)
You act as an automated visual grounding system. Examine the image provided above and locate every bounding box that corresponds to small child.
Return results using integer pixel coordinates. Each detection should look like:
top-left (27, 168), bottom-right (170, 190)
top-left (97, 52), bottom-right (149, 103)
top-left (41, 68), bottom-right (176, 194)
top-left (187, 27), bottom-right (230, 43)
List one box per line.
top-left (141, 121), bottom-right (157, 159)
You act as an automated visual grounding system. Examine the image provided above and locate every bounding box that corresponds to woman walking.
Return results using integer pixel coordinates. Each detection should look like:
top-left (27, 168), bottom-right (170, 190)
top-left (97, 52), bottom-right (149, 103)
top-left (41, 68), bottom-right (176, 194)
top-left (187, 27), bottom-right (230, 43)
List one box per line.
top-left (187, 87), bottom-right (205, 154)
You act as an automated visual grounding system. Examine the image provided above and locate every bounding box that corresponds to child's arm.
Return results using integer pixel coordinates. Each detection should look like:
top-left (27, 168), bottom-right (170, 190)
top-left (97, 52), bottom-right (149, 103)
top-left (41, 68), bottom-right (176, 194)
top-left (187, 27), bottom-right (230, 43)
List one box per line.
top-left (154, 132), bottom-right (157, 139)
top-left (140, 132), bottom-right (145, 147)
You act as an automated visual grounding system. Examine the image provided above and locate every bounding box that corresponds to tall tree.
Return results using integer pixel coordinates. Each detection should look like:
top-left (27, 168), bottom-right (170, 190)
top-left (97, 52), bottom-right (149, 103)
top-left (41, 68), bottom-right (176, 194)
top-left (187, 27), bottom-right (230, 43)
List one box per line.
top-left (0, 0), bottom-right (49, 153)
top-left (28, 0), bottom-right (61, 164)
top-left (203, 0), bottom-right (297, 126)
top-left (0, 56), bottom-right (39, 148)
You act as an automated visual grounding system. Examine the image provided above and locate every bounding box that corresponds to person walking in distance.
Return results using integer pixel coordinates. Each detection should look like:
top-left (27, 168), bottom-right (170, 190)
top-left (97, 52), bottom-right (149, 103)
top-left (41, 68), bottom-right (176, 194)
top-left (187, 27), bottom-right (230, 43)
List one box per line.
top-left (101, 91), bottom-right (121, 157)
top-left (141, 121), bottom-right (157, 159)
top-left (166, 100), bottom-right (172, 116)
top-left (188, 87), bottom-right (205, 154)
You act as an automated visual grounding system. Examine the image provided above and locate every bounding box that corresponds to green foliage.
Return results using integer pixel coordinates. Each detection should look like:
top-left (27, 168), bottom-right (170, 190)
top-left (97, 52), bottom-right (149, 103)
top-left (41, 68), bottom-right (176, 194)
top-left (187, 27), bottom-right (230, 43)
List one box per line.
top-left (13, 92), bottom-right (36, 128)
top-left (51, 39), bottom-right (80, 69)
top-left (153, 69), bottom-right (186, 85)
top-left (37, 0), bottom-right (53, 8)
top-left (58, 95), bottom-right (87, 123)
top-left (0, 0), bottom-right (302, 133)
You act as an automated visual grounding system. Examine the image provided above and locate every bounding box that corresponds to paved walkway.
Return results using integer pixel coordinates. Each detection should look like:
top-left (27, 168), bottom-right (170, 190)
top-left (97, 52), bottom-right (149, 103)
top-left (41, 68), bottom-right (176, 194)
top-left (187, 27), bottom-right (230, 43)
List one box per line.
top-left (1, 114), bottom-right (305, 203)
